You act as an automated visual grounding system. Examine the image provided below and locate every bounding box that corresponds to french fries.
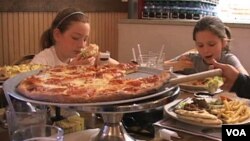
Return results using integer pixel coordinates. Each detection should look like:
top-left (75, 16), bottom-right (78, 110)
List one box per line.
top-left (215, 99), bottom-right (250, 124)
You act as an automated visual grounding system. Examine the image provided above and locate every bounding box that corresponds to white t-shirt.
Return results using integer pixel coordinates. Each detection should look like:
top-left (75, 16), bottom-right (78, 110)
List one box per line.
top-left (31, 46), bottom-right (67, 67)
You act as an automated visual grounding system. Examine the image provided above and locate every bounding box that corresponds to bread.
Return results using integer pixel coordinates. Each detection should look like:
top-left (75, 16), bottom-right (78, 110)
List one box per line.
top-left (176, 114), bottom-right (222, 125)
top-left (175, 109), bottom-right (222, 125)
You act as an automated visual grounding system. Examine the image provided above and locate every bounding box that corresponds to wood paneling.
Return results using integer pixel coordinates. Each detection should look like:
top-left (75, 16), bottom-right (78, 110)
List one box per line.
top-left (0, 12), bottom-right (127, 66)
top-left (0, 13), bottom-right (3, 65)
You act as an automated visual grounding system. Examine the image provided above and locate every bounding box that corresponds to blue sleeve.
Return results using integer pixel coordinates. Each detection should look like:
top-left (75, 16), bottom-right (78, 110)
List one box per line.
top-left (231, 73), bottom-right (250, 99)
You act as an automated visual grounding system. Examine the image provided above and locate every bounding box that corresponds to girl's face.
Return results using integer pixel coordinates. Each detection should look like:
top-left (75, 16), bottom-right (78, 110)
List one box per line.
top-left (194, 30), bottom-right (226, 65)
top-left (55, 21), bottom-right (90, 59)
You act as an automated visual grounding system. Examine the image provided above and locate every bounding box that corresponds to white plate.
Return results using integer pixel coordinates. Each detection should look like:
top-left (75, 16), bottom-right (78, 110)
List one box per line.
top-left (174, 73), bottom-right (222, 94)
top-left (164, 98), bottom-right (250, 128)
top-left (180, 87), bottom-right (223, 94)
top-left (3, 67), bottom-right (176, 106)
top-left (164, 98), bottom-right (221, 128)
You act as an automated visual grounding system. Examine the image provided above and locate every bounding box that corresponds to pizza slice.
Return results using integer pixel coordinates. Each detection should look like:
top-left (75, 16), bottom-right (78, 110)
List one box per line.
top-left (80, 44), bottom-right (99, 59)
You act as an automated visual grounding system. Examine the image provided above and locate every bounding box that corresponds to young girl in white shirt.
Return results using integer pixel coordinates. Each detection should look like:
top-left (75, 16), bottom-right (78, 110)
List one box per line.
top-left (31, 7), bottom-right (118, 67)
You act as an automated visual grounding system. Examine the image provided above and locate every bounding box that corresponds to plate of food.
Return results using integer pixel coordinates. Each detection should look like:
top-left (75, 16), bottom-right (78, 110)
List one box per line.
top-left (164, 96), bottom-right (250, 128)
top-left (179, 76), bottom-right (224, 93)
top-left (0, 64), bottom-right (47, 81)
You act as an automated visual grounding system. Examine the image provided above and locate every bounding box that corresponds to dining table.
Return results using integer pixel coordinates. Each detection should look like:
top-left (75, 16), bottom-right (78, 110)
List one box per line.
top-left (151, 90), bottom-right (233, 141)
top-left (63, 90), bottom-right (239, 141)
top-left (136, 90), bottom-right (239, 141)
top-left (0, 89), bottom-right (242, 141)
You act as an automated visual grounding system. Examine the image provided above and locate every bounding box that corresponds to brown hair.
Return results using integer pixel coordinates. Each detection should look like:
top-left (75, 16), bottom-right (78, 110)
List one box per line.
top-left (40, 7), bottom-right (89, 49)
top-left (192, 16), bottom-right (232, 52)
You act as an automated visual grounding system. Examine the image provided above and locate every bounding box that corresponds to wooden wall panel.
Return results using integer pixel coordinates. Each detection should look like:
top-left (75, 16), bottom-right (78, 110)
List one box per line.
top-left (0, 13), bottom-right (3, 65)
top-left (33, 12), bottom-right (39, 53)
top-left (7, 13), bottom-right (14, 64)
top-left (0, 12), bottom-right (127, 66)
top-left (2, 13), bottom-right (9, 64)
top-left (13, 13), bottom-right (19, 61)
top-left (17, 12), bottom-right (26, 56)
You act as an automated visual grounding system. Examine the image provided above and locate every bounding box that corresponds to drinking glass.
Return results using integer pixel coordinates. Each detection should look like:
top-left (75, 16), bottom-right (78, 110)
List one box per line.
top-left (156, 52), bottom-right (165, 70)
top-left (137, 54), bottom-right (158, 68)
top-left (137, 50), bottom-right (166, 69)
top-left (12, 125), bottom-right (64, 141)
top-left (6, 105), bottom-right (47, 139)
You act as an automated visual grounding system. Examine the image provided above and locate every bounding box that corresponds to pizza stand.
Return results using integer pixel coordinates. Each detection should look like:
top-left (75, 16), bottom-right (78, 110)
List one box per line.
top-left (3, 68), bottom-right (222, 141)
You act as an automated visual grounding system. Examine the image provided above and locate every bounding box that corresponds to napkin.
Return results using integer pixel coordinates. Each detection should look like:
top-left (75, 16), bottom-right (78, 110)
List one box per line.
top-left (54, 115), bottom-right (84, 134)
top-left (158, 129), bottom-right (180, 141)
top-left (64, 128), bottom-right (100, 141)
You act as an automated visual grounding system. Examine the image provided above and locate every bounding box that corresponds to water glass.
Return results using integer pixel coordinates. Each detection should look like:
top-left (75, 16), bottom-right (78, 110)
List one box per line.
top-left (12, 125), bottom-right (64, 141)
top-left (137, 51), bottom-right (165, 69)
top-left (137, 54), bottom-right (158, 68)
top-left (6, 105), bottom-right (47, 139)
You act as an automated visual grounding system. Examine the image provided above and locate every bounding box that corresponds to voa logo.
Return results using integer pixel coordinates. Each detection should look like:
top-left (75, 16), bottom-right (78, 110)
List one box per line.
top-left (226, 129), bottom-right (246, 136)
top-left (222, 125), bottom-right (249, 140)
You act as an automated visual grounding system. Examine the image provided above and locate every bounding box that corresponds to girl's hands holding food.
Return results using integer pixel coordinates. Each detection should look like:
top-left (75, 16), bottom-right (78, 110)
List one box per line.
top-left (70, 54), bottom-right (96, 66)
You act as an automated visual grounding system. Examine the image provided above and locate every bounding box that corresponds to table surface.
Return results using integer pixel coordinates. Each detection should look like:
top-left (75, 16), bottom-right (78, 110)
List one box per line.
top-left (132, 90), bottom-right (239, 141)
top-left (0, 90), bottom-right (239, 141)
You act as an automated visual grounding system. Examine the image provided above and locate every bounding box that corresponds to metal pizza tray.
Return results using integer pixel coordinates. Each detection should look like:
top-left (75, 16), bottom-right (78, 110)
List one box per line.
top-left (3, 67), bottom-right (178, 108)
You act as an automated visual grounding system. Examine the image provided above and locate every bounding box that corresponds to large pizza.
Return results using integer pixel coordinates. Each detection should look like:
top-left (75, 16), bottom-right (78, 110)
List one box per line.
top-left (16, 63), bottom-right (170, 103)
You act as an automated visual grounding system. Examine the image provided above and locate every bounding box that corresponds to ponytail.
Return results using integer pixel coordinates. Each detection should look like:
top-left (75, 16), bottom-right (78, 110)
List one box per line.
top-left (225, 26), bottom-right (232, 39)
top-left (224, 26), bottom-right (232, 52)
top-left (39, 28), bottom-right (54, 50)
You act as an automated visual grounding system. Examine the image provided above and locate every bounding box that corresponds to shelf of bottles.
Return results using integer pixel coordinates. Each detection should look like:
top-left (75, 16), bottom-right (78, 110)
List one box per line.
top-left (138, 0), bottom-right (219, 20)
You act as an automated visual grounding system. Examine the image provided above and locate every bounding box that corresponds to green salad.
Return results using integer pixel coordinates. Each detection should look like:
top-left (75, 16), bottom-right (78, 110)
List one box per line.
top-left (206, 76), bottom-right (224, 93)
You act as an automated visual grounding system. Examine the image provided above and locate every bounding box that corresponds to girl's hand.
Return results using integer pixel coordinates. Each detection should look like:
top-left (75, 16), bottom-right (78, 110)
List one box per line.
top-left (211, 59), bottom-right (239, 91)
top-left (70, 54), bottom-right (96, 66)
